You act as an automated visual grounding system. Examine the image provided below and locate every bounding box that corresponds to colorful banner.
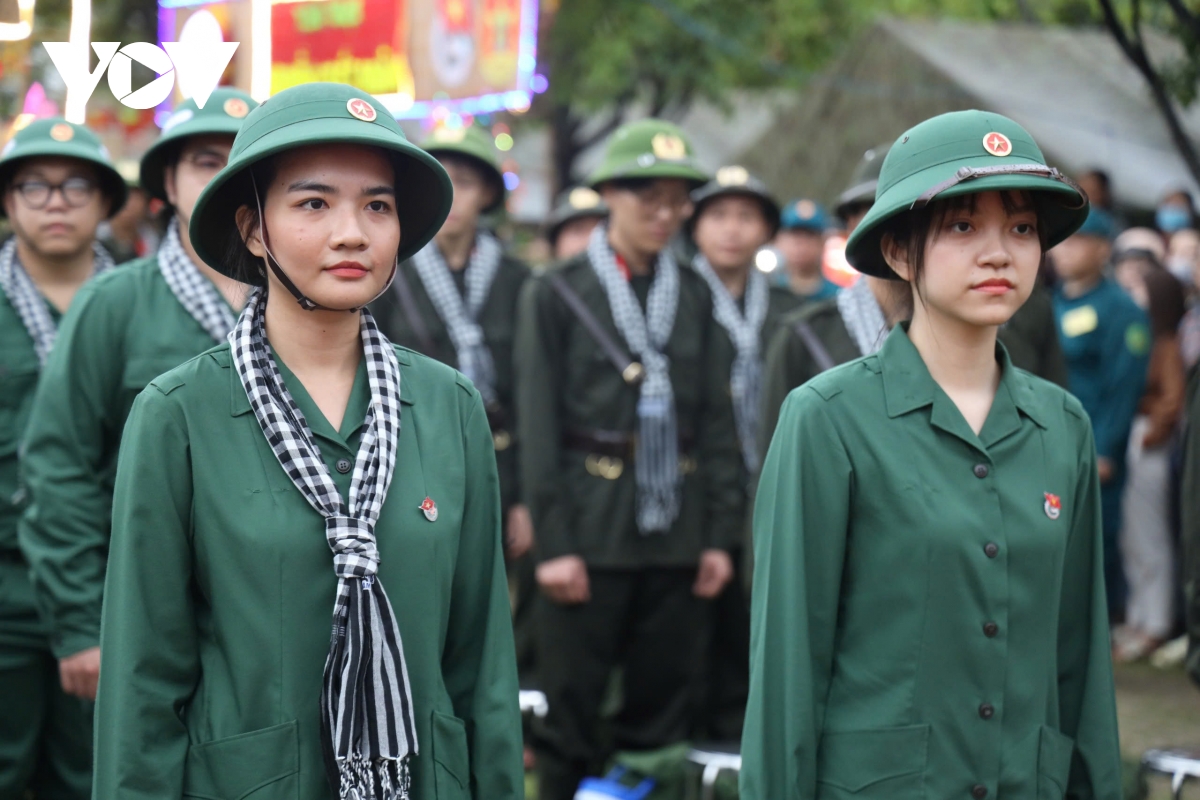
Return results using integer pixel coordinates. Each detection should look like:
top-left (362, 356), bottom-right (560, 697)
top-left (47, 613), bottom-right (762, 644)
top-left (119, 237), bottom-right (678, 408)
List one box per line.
top-left (270, 0), bottom-right (414, 97)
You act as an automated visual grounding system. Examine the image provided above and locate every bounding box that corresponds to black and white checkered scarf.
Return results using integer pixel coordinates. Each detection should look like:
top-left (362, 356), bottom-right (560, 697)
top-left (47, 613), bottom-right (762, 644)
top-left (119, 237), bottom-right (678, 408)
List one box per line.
top-left (692, 254), bottom-right (767, 474)
top-left (587, 223), bottom-right (681, 534)
top-left (836, 275), bottom-right (888, 356)
top-left (230, 288), bottom-right (417, 800)
top-left (0, 236), bottom-right (114, 364)
top-left (158, 217), bottom-right (237, 343)
top-left (411, 232), bottom-right (501, 405)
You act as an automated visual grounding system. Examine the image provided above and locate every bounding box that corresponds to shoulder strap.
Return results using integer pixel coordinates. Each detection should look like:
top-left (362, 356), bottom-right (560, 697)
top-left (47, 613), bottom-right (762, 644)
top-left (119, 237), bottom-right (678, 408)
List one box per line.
top-left (793, 318), bottom-right (837, 373)
top-left (390, 264), bottom-right (437, 357)
top-left (546, 272), bottom-right (644, 385)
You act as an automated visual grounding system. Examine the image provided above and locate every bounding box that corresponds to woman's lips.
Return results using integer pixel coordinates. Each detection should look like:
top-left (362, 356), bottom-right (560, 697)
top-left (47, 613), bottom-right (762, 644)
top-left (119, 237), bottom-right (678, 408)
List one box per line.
top-left (326, 262), bottom-right (369, 278)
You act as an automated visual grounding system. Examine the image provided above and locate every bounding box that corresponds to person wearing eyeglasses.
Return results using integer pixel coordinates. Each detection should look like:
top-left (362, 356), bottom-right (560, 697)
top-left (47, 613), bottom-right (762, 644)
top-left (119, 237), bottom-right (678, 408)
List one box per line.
top-left (516, 119), bottom-right (743, 800)
top-left (0, 116), bottom-right (125, 800)
top-left (742, 111), bottom-right (1121, 799)
top-left (15, 90), bottom-right (256, 732)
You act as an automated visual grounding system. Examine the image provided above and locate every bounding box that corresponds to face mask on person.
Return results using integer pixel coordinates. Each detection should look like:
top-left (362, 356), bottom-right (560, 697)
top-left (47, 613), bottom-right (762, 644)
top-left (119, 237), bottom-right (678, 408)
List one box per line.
top-left (1156, 205), bottom-right (1191, 233)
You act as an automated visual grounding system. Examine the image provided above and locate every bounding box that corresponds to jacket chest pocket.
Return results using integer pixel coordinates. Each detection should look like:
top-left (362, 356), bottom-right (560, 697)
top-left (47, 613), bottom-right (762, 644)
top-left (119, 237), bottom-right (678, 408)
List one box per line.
top-left (182, 720), bottom-right (299, 800)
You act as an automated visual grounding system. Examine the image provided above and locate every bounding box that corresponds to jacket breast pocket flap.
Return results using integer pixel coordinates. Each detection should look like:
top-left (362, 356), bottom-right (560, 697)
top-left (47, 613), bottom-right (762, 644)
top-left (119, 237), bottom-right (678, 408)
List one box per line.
top-left (1037, 725), bottom-right (1075, 798)
top-left (182, 720), bottom-right (299, 800)
top-left (817, 723), bottom-right (930, 794)
top-left (432, 709), bottom-right (470, 799)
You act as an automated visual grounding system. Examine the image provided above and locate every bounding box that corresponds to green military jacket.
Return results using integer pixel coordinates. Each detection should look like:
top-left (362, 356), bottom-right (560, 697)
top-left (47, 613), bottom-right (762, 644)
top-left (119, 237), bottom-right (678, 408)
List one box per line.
top-left (0, 288), bottom-right (58, 663)
top-left (94, 343), bottom-right (522, 800)
top-left (742, 325), bottom-right (1121, 800)
top-left (18, 255), bottom-right (234, 659)
top-left (758, 284), bottom-right (1070, 459)
top-left (371, 254), bottom-right (529, 516)
top-left (515, 253), bottom-right (743, 568)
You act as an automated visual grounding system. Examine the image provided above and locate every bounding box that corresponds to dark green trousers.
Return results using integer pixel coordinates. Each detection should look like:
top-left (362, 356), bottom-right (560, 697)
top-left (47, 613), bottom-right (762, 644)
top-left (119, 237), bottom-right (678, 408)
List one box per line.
top-left (0, 650), bottom-right (92, 800)
top-left (532, 567), bottom-right (704, 800)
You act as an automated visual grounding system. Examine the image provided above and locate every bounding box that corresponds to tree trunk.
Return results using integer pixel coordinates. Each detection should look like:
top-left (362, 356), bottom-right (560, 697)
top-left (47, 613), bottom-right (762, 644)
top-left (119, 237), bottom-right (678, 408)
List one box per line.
top-left (1098, 0), bottom-right (1200, 190)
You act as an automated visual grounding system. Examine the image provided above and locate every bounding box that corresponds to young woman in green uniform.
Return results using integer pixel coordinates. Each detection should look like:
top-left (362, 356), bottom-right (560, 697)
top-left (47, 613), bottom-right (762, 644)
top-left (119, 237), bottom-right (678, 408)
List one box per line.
top-left (93, 82), bottom-right (523, 800)
top-left (742, 110), bottom-right (1121, 799)
top-left (18, 88), bottom-right (255, 712)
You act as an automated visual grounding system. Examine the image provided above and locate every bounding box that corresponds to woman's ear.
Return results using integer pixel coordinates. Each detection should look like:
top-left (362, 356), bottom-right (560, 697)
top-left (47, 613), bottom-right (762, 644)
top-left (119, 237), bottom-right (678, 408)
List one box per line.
top-left (235, 205), bottom-right (265, 258)
top-left (881, 231), bottom-right (914, 283)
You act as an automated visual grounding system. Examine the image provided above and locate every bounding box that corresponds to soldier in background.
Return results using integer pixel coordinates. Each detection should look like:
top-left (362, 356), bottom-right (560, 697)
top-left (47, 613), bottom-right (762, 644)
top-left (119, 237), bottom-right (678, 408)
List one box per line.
top-left (516, 119), bottom-right (742, 799)
top-left (547, 186), bottom-right (609, 261)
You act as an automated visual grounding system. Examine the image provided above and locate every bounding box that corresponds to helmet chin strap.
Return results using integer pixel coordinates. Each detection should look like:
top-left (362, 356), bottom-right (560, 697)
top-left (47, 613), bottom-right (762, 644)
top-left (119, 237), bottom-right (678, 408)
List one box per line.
top-left (250, 171), bottom-right (398, 313)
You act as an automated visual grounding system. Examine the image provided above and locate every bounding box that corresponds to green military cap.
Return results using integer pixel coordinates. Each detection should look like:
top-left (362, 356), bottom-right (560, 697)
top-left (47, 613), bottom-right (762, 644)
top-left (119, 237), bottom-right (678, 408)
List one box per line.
top-left (546, 186), bottom-right (608, 244)
top-left (419, 124), bottom-right (505, 213)
top-left (845, 110), bottom-right (1087, 279)
top-left (189, 82), bottom-right (452, 282)
top-left (587, 118), bottom-right (708, 188)
top-left (835, 143), bottom-right (890, 220)
top-left (689, 165), bottom-right (781, 237)
top-left (140, 88), bottom-right (258, 203)
top-left (0, 116), bottom-right (127, 218)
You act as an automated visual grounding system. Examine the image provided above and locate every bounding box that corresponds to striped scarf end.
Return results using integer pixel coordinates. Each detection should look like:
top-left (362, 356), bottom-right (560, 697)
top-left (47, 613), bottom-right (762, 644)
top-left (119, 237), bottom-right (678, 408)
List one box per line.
top-left (338, 754), bottom-right (411, 800)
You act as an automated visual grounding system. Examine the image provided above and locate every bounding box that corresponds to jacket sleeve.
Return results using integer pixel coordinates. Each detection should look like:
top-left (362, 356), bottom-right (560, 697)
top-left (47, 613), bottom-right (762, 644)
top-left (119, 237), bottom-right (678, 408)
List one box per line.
top-left (740, 388), bottom-right (852, 800)
top-left (514, 277), bottom-right (574, 562)
top-left (1091, 305), bottom-right (1150, 462)
top-left (1057, 413), bottom-right (1123, 800)
top-left (699, 300), bottom-right (745, 551)
top-left (92, 388), bottom-right (198, 800)
top-left (441, 386), bottom-right (524, 800)
top-left (18, 284), bottom-right (123, 658)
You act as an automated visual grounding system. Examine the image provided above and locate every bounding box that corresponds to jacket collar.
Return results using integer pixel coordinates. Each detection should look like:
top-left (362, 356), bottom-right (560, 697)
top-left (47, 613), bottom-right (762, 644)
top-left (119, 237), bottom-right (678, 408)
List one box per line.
top-left (229, 342), bottom-right (416, 417)
top-left (879, 323), bottom-right (1049, 450)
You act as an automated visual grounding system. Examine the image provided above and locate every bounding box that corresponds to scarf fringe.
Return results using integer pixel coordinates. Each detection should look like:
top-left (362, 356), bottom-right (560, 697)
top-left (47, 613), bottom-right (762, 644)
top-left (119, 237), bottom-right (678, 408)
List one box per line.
top-left (338, 754), bottom-right (411, 800)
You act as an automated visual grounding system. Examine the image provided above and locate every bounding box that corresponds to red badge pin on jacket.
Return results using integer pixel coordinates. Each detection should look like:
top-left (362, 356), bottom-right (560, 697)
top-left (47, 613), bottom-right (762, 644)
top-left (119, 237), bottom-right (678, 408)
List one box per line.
top-left (420, 496), bottom-right (438, 522)
top-left (1044, 492), bottom-right (1061, 520)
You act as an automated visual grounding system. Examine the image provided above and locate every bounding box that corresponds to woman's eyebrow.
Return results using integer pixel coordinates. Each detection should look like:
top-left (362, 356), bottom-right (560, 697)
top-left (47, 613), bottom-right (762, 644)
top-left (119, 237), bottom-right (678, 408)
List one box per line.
top-left (287, 180), bottom-right (336, 193)
top-left (363, 185), bottom-right (396, 196)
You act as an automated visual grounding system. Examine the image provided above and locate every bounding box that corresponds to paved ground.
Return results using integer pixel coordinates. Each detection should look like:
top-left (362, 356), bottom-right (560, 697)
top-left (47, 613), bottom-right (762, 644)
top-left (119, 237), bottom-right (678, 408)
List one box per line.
top-left (1116, 662), bottom-right (1200, 799)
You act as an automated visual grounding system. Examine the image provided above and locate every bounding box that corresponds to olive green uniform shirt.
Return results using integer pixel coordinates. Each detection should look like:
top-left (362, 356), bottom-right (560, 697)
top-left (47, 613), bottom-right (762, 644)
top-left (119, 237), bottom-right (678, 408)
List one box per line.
top-left (514, 253), bottom-right (743, 567)
top-left (759, 284), bottom-right (1069, 459)
top-left (742, 325), bottom-right (1121, 800)
top-left (94, 344), bottom-right (522, 800)
top-left (371, 254), bottom-right (529, 514)
top-left (18, 255), bottom-right (233, 659)
top-left (0, 291), bottom-right (59, 663)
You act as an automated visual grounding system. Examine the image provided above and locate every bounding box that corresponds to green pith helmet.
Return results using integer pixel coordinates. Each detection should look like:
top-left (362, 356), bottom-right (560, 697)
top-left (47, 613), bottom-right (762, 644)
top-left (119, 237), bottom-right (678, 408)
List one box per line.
top-left (689, 165), bottom-right (781, 237)
top-left (546, 186), bottom-right (608, 244)
top-left (587, 118), bottom-right (708, 188)
top-left (189, 82), bottom-right (452, 283)
top-left (835, 143), bottom-right (891, 220)
top-left (0, 117), bottom-right (127, 218)
top-left (140, 87), bottom-right (259, 203)
top-left (845, 110), bottom-right (1088, 279)
top-left (419, 124), bottom-right (505, 213)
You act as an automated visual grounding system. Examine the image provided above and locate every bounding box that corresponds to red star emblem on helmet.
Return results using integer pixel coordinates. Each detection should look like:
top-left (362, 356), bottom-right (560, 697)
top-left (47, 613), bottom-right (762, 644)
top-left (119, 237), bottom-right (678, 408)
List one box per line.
top-left (983, 132), bottom-right (1012, 157)
top-left (346, 97), bottom-right (377, 122)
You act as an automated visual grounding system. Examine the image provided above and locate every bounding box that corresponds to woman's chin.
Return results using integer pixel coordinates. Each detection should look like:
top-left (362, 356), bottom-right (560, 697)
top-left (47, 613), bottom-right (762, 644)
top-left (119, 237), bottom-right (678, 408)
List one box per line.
top-left (304, 278), bottom-right (389, 311)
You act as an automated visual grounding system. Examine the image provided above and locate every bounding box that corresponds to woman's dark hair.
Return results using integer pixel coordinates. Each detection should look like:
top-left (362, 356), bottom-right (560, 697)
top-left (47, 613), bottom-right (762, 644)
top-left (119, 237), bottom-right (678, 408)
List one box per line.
top-left (879, 190), bottom-right (1051, 290)
top-left (223, 158), bottom-right (278, 286)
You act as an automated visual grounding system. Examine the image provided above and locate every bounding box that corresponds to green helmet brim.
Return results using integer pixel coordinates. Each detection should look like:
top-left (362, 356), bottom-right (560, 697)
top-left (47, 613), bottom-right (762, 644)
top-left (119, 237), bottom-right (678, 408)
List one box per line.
top-left (845, 159), bottom-right (1087, 279)
top-left (189, 116), bottom-right (452, 282)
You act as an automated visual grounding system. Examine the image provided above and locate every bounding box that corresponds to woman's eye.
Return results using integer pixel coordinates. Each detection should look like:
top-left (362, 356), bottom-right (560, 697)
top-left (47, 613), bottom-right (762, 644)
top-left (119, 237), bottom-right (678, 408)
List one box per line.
top-left (367, 200), bottom-right (392, 212)
top-left (1014, 223), bottom-right (1037, 235)
top-left (300, 198), bottom-right (326, 210)
top-left (950, 220), bottom-right (972, 233)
